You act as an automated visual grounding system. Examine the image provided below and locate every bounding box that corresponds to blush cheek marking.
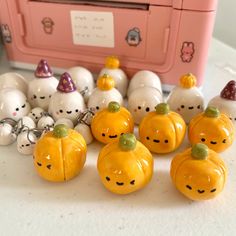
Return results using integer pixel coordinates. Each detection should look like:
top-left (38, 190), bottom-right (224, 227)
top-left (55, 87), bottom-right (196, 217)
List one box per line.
top-left (12, 112), bottom-right (17, 116)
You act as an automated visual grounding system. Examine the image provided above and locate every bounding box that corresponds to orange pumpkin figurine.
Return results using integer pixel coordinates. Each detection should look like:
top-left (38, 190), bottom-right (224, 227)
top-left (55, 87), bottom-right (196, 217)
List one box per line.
top-left (91, 101), bottom-right (134, 144)
top-left (97, 133), bottom-right (153, 194)
top-left (34, 124), bottom-right (87, 182)
top-left (188, 106), bottom-right (234, 152)
top-left (139, 103), bottom-right (186, 153)
top-left (170, 143), bottom-right (227, 201)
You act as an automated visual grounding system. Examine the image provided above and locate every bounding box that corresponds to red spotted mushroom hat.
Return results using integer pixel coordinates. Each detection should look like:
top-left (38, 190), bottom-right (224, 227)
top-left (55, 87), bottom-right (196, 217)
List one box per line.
top-left (35, 59), bottom-right (53, 78)
top-left (220, 80), bottom-right (236, 101)
top-left (57, 72), bottom-right (77, 93)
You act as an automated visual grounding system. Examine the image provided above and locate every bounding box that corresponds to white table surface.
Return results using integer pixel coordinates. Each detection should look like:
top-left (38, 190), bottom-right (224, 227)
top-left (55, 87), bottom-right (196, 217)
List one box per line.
top-left (0, 39), bottom-right (236, 236)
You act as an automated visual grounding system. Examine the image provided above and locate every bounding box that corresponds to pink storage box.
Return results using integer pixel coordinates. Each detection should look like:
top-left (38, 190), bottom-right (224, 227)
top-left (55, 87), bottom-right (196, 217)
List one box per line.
top-left (0, 0), bottom-right (217, 90)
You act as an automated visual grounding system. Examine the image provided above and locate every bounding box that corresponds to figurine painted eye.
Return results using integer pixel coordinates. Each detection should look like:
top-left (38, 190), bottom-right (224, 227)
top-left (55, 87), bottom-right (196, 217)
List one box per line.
top-left (106, 176), bottom-right (110, 181)
top-left (197, 189), bottom-right (205, 194)
top-left (201, 138), bottom-right (206, 142)
top-left (59, 110), bottom-right (63, 113)
top-left (146, 136), bottom-right (150, 140)
top-left (164, 139), bottom-right (169, 143)
top-left (102, 133), bottom-right (105, 137)
top-left (130, 180), bottom-right (135, 185)
top-left (146, 107), bottom-right (150, 112)
top-left (33, 95), bottom-right (37, 99)
top-left (181, 105), bottom-right (185, 109)
top-left (211, 188), bottom-right (216, 193)
top-left (75, 109), bottom-right (79, 113)
top-left (222, 139), bottom-right (226, 143)
top-left (22, 104), bottom-right (26, 108)
top-left (49, 95), bottom-right (52, 98)
top-left (197, 105), bottom-right (201, 109)
top-left (96, 106), bottom-right (100, 110)
top-left (32, 113), bottom-right (36, 117)
top-left (138, 106), bottom-right (141, 110)
top-left (186, 185), bottom-right (192, 190)
top-left (234, 118), bottom-right (236, 121)
top-left (37, 162), bottom-right (42, 167)
top-left (15, 108), bottom-right (19, 111)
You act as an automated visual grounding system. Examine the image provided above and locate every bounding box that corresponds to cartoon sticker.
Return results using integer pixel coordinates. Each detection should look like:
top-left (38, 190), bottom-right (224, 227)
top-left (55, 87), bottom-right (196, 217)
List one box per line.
top-left (181, 42), bottom-right (195, 63)
top-left (125, 27), bottom-right (142, 47)
top-left (0, 24), bottom-right (12, 43)
top-left (41, 17), bottom-right (55, 34)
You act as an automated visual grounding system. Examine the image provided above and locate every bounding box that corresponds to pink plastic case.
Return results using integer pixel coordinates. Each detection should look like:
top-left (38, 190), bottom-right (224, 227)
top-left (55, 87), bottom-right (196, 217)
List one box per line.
top-left (0, 0), bottom-right (217, 90)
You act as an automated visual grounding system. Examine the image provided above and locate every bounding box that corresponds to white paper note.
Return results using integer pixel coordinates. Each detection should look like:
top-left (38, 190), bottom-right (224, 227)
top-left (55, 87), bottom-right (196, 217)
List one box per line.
top-left (71, 10), bottom-right (114, 48)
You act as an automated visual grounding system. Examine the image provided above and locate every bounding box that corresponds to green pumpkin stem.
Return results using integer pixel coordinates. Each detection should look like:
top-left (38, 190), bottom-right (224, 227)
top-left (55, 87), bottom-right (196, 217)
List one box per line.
top-left (119, 133), bottom-right (137, 151)
top-left (204, 106), bottom-right (220, 118)
top-left (191, 143), bottom-right (208, 160)
top-left (53, 124), bottom-right (69, 138)
top-left (108, 101), bottom-right (120, 113)
top-left (155, 103), bottom-right (170, 115)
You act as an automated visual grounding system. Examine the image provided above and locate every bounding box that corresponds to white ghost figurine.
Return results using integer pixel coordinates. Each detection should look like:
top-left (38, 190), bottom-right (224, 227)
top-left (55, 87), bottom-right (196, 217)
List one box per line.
top-left (74, 123), bottom-right (93, 145)
top-left (66, 66), bottom-right (95, 102)
top-left (127, 70), bottom-right (162, 97)
top-left (48, 72), bottom-right (86, 124)
top-left (27, 59), bottom-right (58, 110)
top-left (28, 107), bottom-right (45, 123)
top-left (128, 87), bottom-right (163, 125)
top-left (0, 88), bottom-right (31, 121)
top-left (208, 80), bottom-right (236, 126)
top-left (167, 73), bottom-right (204, 124)
top-left (0, 72), bottom-right (28, 94)
top-left (54, 118), bottom-right (74, 129)
top-left (98, 56), bottom-right (128, 97)
top-left (0, 122), bottom-right (16, 146)
top-left (88, 74), bottom-right (123, 113)
top-left (37, 115), bottom-right (55, 130)
top-left (17, 131), bottom-right (37, 155)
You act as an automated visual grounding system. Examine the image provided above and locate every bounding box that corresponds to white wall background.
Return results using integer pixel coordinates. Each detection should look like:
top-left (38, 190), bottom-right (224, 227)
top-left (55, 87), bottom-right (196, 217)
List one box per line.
top-left (214, 0), bottom-right (236, 48)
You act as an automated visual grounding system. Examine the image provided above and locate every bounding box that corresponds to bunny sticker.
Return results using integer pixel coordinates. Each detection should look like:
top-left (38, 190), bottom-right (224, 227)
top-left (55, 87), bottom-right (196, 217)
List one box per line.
top-left (0, 24), bottom-right (12, 43)
top-left (181, 42), bottom-right (195, 63)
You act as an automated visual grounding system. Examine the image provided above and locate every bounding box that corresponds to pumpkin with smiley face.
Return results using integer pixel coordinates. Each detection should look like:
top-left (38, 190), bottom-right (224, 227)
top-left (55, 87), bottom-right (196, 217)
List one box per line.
top-left (139, 103), bottom-right (186, 153)
top-left (91, 101), bottom-right (134, 144)
top-left (188, 106), bottom-right (234, 152)
top-left (170, 143), bottom-right (227, 201)
top-left (34, 124), bottom-right (87, 182)
top-left (97, 133), bottom-right (153, 194)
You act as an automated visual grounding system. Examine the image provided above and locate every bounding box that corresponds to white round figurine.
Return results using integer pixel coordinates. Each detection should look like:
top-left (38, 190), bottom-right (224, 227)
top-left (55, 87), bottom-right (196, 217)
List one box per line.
top-left (167, 73), bottom-right (204, 124)
top-left (66, 66), bottom-right (95, 102)
top-left (28, 107), bottom-right (44, 123)
top-left (0, 88), bottom-right (31, 121)
top-left (54, 118), bottom-right (74, 129)
top-left (127, 70), bottom-right (162, 97)
top-left (88, 74), bottom-right (123, 113)
top-left (48, 72), bottom-right (86, 124)
top-left (0, 122), bottom-right (16, 146)
top-left (98, 56), bottom-right (128, 97)
top-left (17, 116), bottom-right (36, 132)
top-left (128, 86), bottom-right (163, 125)
top-left (37, 115), bottom-right (55, 130)
top-left (74, 123), bottom-right (93, 145)
top-left (17, 131), bottom-right (37, 155)
top-left (0, 72), bottom-right (28, 94)
top-left (208, 80), bottom-right (236, 126)
top-left (27, 59), bottom-right (58, 110)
